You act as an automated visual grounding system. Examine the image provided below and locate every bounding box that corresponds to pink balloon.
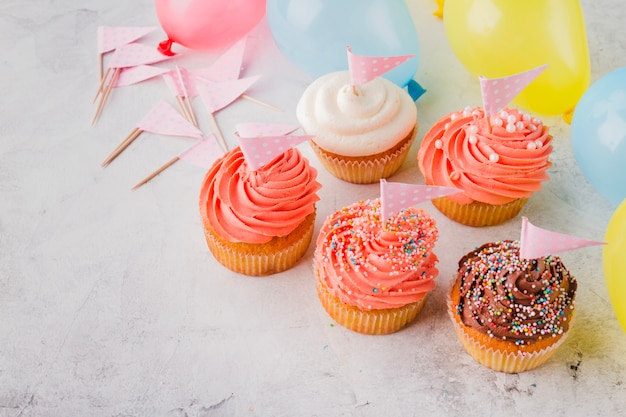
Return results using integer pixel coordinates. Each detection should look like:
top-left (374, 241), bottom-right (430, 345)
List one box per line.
top-left (154, 0), bottom-right (266, 50)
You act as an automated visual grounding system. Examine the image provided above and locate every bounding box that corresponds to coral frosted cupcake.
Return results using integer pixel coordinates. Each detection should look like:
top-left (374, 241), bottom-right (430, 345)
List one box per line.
top-left (199, 146), bottom-right (321, 276)
top-left (314, 199), bottom-right (439, 334)
top-left (449, 240), bottom-right (577, 373)
top-left (297, 71), bottom-right (417, 184)
top-left (417, 106), bottom-right (552, 226)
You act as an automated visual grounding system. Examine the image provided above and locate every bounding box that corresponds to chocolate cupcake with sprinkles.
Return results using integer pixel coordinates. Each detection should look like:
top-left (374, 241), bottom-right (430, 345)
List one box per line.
top-left (449, 218), bottom-right (605, 373)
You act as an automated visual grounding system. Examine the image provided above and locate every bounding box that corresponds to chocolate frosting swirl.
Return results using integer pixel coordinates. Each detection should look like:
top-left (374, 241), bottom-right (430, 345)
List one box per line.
top-left (453, 240), bottom-right (577, 345)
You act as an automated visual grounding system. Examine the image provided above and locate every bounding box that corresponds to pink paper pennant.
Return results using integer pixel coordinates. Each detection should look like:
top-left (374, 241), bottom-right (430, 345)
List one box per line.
top-left (163, 66), bottom-right (198, 97)
top-left (193, 37), bottom-right (247, 82)
top-left (178, 134), bottom-right (224, 168)
top-left (479, 65), bottom-right (548, 116)
top-left (136, 100), bottom-right (203, 139)
top-left (114, 65), bottom-right (169, 87)
top-left (108, 43), bottom-right (174, 69)
top-left (519, 217), bottom-right (606, 260)
top-left (97, 26), bottom-right (155, 54)
top-left (380, 180), bottom-right (462, 222)
top-left (237, 134), bottom-right (313, 171)
top-left (346, 45), bottom-right (415, 86)
top-left (197, 75), bottom-right (260, 113)
top-left (235, 122), bottom-right (299, 137)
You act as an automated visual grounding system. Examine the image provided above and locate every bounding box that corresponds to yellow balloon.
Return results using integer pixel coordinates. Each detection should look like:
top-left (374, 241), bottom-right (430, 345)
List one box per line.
top-left (443, 0), bottom-right (590, 116)
top-left (603, 199), bottom-right (626, 333)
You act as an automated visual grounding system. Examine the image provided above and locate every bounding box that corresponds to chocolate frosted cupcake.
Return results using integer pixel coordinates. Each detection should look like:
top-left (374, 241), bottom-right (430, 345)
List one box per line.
top-left (449, 240), bottom-right (577, 373)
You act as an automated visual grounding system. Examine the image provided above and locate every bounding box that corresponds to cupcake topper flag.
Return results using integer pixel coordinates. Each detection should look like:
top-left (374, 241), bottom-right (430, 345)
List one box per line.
top-left (479, 64), bottom-right (548, 117)
top-left (132, 133), bottom-right (223, 190)
top-left (97, 26), bottom-right (155, 79)
top-left (379, 179), bottom-right (462, 224)
top-left (236, 122), bottom-right (310, 171)
top-left (346, 46), bottom-right (415, 94)
top-left (114, 65), bottom-right (170, 88)
top-left (92, 43), bottom-right (174, 125)
top-left (519, 217), bottom-right (606, 260)
top-left (102, 100), bottom-right (203, 167)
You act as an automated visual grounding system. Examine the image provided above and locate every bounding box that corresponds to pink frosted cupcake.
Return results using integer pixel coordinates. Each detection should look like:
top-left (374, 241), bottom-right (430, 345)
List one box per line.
top-left (314, 198), bottom-right (439, 334)
top-left (199, 146), bottom-right (321, 276)
top-left (417, 106), bottom-right (552, 226)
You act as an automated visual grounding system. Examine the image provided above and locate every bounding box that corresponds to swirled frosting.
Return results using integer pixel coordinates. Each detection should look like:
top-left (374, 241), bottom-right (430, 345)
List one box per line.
top-left (296, 71), bottom-right (417, 157)
top-left (418, 107), bottom-right (552, 205)
top-left (314, 199), bottom-right (439, 310)
top-left (199, 146), bottom-right (321, 244)
top-left (453, 240), bottom-right (577, 345)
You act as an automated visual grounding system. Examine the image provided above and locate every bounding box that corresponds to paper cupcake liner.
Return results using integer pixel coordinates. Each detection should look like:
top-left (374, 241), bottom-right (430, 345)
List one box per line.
top-left (447, 297), bottom-right (567, 373)
top-left (316, 277), bottom-right (427, 335)
top-left (310, 135), bottom-right (414, 184)
top-left (431, 196), bottom-right (527, 227)
top-left (204, 217), bottom-right (315, 277)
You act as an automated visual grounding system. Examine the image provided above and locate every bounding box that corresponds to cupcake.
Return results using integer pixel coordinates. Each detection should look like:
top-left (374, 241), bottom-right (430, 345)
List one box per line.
top-left (199, 146), bottom-right (321, 276)
top-left (297, 71), bottom-right (417, 184)
top-left (417, 106), bottom-right (552, 226)
top-left (449, 240), bottom-right (577, 373)
top-left (314, 199), bottom-right (439, 334)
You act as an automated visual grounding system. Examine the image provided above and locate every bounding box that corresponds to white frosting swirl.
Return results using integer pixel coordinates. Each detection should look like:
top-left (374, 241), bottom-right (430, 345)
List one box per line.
top-left (296, 71), bottom-right (417, 157)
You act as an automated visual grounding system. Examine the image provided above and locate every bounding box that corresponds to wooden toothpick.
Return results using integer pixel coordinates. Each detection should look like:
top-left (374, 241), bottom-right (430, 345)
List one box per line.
top-left (208, 113), bottom-right (228, 153)
top-left (175, 66), bottom-right (198, 128)
top-left (102, 127), bottom-right (143, 167)
top-left (94, 67), bottom-right (111, 103)
top-left (131, 156), bottom-right (179, 190)
top-left (241, 94), bottom-right (282, 112)
top-left (92, 67), bottom-right (120, 126)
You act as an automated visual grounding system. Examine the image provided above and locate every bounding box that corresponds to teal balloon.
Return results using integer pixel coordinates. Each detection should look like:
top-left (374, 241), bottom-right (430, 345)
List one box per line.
top-left (266, 0), bottom-right (420, 88)
top-left (571, 67), bottom-right (626, 206)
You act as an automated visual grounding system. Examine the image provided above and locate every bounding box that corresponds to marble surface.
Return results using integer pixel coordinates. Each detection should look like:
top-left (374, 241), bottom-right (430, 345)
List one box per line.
top-left (1, 1), bottom-right (625, 416)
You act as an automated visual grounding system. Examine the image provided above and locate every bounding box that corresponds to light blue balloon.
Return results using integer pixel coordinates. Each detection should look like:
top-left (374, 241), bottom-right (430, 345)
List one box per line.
top-left (571, 67), bottom-right (626, 206)
top-left (266, 0), bottom-right (420, 89)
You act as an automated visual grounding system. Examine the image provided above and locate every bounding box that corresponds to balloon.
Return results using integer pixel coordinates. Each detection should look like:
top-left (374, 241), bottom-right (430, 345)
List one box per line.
top-left (266, 0), bottom-right (420, 88)
top-left (571, 67), bottom-right (626, 206)
top-left (603, 199), bottom-right (626, 333)
top-left (154, 0), bottom-right (265, 50)
top-left (443, 0), bottom-right (590, 116)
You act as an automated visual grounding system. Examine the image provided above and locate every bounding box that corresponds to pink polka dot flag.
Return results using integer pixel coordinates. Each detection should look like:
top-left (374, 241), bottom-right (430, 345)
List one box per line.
top-left (236, 122), bottom-right (312, 171)
top-left (136, 100), bottom-right (203, 139)
top-left (346, 45), bottom-right (415, 86)
top-left (114, 65), bottom-right (169, 88)
top-left (108, 43), bottom-right (174, 69)
top-left (479, 64), bottom-right (548, 116)
top-left (379, 179), bottom-right (461, 222)
top-left (197, 75), bottom-right (260, 113)
top-left (97, 26), bottom-right (155, 54)
top-left (163, 66), bottom-right (198, 98)
top-left (519, 217), bottom-right (606, 260)
top-left (178, 134), bottom-right (224, 168)
top-left (193, 37), bottom-right (247, 83)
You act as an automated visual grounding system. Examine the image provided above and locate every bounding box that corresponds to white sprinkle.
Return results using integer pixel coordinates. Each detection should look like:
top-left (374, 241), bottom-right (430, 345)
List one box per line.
top-left (489, 153), bottom-right (499, 163)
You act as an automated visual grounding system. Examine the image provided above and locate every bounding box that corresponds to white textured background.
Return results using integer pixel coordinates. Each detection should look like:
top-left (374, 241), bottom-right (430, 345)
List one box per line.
top-left (1, 1), bottom-right (624, 416)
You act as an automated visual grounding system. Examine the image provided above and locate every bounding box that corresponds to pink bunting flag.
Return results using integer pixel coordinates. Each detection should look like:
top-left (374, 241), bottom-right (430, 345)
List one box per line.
top-left (197, 75), bottom-right (260, 113)
top-left (136, 100), bottom-right (203, 139)
top-left (235, 122), bottom-right (299, 137)
top-left (97, 26), bottom-right (155, 54)
top-left (108, 43), bottom-right (174, 69)
top-left (178, 134), bottom-right (224, 168)
top-left (346, 45), bottom-right (415, 86)
top-left (479, 64), bottom-right (548, 116)
top-left (114, 65), bottom-right (169, 87)
top-left (193, 37), bottom-right (247, 82)
top-left (236, 123), bottom-right (313, 170)
top-left (163, 66), bottom-right (198, 98)
top-left (519, 217), bottom-right (606, 260)
top-left (380, 180), bottom-right (462, 222)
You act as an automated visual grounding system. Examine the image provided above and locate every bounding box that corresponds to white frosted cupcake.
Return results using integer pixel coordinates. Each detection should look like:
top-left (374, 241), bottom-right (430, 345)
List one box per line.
top-left (297, 71), bottom-right (417, 184)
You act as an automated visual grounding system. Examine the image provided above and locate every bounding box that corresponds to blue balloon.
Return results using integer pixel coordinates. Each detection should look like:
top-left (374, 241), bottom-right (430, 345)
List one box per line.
top-left (266, 0), bottom-right (420, 89)
top-left (571, 67), bottom-right (626, 206)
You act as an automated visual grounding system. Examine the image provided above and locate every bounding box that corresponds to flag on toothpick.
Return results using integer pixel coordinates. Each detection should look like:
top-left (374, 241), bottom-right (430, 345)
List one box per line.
top-left (97, 26), bottom-right (155, 54)
top-left (236, 123), bottom-right (312, 171)
top-left (519, 217), bottom-right (606, 259)
top-left (193, 37), bottom-right (247, 82)
top-left (346, 45), bottom-right (415, 86)
top-left (197, 75), bottom-right (260, 113)
top-left (479, 65), bottom-right (548, 116)
top-left (379, 180), bottom-right (461, 222)
top-left (114, 65), bottom-right (169, 88)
